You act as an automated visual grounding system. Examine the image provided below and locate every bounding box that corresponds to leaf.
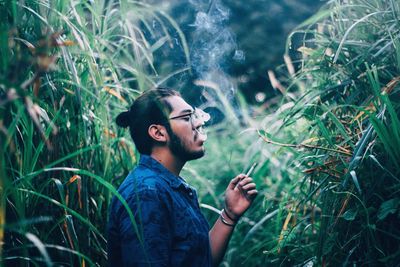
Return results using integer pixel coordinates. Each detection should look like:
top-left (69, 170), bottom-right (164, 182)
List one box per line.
top-left (342, 209), bottom-right (357, 221)
top-left (297, 46), bottom-right (315, 56)
top-left (350, 170), bottom-right (362, 194)
top-left (25, 232), bottom-right (52, 267)
top-left (377, 198), bottom-right (400, 221)
top-left (315, 118), bottom-right (334, 146)
top-left (104, 87), bottom-right (127, 103)
top-left (296, 8), bottom-right (333, 29)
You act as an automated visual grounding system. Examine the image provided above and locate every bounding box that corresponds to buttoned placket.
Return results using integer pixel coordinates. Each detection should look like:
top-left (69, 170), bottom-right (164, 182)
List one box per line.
top-left (185, 185), bottom-right (203, 212)
top-left (181, 183), bottom-right (195, 199)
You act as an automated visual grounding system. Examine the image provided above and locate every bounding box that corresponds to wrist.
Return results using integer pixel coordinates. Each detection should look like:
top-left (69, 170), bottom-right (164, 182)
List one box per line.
top-left (220, 209), bottom-right (237, 227)
top-left (223, 207), bottom-right (240, 222)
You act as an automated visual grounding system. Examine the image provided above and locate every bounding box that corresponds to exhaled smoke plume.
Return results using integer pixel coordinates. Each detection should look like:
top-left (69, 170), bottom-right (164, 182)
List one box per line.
top-left (189, 0), bottom-right (244, 118)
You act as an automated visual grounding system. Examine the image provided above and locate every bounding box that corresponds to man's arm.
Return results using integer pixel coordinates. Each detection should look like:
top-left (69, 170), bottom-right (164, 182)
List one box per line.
top-left (209, 174), bottom-right (258, 266)
top-left (208, 208), bottom-right (236, 266)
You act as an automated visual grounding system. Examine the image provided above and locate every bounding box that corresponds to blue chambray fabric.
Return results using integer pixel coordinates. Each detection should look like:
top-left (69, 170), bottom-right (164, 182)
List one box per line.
top-left (107, 154), bottom-right (212, 267)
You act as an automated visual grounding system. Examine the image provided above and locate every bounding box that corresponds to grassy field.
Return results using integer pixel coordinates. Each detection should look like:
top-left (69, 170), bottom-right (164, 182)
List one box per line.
top-left (1, 0), bottom-right (399, 266)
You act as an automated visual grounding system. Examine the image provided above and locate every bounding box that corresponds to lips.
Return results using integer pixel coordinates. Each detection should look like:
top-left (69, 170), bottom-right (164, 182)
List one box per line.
top-left (198, 132), bottom-right (207, 142)
top-left (193, 126), bottom-right (208, 142)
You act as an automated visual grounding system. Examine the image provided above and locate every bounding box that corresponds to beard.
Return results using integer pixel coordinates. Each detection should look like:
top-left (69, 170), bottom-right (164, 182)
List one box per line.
top-left (167, 127), bottom-right (205, 161)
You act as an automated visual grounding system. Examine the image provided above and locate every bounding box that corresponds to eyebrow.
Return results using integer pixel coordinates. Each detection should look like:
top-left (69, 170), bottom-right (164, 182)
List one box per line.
top-left (176, 108), bottom-right (193, 115)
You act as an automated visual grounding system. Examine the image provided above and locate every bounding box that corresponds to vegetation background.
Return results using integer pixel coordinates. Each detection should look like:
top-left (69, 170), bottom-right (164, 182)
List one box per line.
top-left (1, 0), bottom-right (399, 266)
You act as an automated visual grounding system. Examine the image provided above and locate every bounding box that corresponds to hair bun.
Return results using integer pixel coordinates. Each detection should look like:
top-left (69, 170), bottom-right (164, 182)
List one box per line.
top-left (115, 111), bottom-right (131, 128)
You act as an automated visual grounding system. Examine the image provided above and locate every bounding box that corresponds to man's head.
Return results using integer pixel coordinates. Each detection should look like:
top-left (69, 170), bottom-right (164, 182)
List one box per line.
top-left (116, 88), bottom-right (210, 161)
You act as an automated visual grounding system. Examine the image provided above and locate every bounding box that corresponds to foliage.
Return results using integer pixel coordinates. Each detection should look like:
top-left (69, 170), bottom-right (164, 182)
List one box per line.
top-left (1, 0), bottom-right (399, 266)
top-left (0, 0), bottom-right (188, 265)
top-left (253, 0), bottom-right (399, 265)
top-left (187, 0), bottom-right (400, 266)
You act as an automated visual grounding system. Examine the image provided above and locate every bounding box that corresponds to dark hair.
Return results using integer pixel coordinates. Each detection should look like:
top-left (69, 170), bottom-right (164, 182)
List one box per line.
top-left (116, 88), bottom-right (181, 155)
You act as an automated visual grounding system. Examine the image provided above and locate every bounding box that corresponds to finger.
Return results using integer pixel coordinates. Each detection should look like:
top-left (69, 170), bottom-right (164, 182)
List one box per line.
top-left (229, 174), bottom-right (247, 189)
top-left (246, 189), bottom-right (258, 195)
top-left (246, 189), bottom-right (258, 198)
top-left (241, 182), bottom-right (256, 191)
top-left (238, 177), bottom-right (253, 186)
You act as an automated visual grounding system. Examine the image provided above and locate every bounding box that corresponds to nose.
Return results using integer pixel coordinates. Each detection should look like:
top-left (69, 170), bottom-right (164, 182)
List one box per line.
top-left (192, 108), bottom-right (210, 126)
top-left (191, 116), bottom-right (204, 129)
top-left (191, 108), bottom-right (210, 135)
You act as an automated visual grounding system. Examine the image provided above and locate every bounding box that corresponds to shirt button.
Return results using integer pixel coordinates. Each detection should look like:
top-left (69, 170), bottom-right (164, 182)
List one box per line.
top-left (189, 192), bottom-right (193, 196)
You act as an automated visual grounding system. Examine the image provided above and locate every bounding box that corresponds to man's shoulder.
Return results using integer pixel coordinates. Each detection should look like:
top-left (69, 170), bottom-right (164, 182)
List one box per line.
top-left (118, 165), bottom-right (170, 195)
top-left (109, 166), bottom-right (171, 215)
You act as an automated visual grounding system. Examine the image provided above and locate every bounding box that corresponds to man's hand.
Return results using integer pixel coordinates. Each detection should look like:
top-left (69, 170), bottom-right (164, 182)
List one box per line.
top-left (224, 174), bottom-right (258, 221)
top-left (209, 174), bottom-right (258, 266)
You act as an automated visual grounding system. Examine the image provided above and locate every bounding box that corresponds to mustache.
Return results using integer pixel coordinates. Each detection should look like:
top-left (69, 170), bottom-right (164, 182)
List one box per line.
top-left (193, 129), bottom-right (207, 142)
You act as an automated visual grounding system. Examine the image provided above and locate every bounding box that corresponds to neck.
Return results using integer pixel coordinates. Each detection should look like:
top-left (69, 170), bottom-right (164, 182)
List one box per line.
top-left (150, 147), bottom-right (185, 176)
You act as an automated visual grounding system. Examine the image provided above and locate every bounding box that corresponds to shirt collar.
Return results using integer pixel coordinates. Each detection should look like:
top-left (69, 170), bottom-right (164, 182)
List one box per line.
top-left (138, 154), bottom-right (190, 190)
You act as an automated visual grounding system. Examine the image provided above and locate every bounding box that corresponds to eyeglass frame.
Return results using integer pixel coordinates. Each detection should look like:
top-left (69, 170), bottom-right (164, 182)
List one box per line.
top-left (168, 107), bottom-right (210, 127)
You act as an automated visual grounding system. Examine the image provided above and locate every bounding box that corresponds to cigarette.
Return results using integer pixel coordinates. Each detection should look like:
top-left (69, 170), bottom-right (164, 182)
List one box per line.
top-left (246, 162), bottom-right (258, 176)
top-left (235, 162), bottom-right (258, 189)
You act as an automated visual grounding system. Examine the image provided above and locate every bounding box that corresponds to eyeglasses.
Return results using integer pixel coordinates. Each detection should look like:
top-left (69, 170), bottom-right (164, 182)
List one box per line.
top-left (169, 107), bottom-right (211, 133)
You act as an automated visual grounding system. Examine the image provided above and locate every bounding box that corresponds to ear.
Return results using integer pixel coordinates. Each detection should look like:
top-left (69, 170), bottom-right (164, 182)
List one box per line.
top-left (148, 124), bottom-right (168, 142)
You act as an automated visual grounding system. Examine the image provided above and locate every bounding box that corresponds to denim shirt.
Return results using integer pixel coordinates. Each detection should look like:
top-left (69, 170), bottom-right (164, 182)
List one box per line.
top-left (107, 154), bottom-right (212, 267)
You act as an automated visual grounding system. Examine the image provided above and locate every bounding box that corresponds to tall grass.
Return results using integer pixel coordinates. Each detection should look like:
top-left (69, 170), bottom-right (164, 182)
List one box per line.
top-left (253, 0), bottom-right (400, 265)
top-left (185, 0), bottom-right (399, 266)
top-left (1, 0), bottom-right (399, 266)
top-left (0, 0), bottom-right (188, 265)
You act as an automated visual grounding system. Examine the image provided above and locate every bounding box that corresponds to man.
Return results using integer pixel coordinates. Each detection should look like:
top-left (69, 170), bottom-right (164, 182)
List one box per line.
top-left (107, 88), bottom-right (257, 266)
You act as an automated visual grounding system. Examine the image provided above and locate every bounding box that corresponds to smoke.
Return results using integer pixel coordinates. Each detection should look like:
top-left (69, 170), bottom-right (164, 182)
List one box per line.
top-left (147, 0), bottom-right (244, 123)
top-left (188, 0), bottom-right (244, 112)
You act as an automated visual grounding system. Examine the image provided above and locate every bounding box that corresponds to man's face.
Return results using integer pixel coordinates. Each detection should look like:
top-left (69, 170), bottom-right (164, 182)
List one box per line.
top-left (166, 96), bottom-right (208, 161)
